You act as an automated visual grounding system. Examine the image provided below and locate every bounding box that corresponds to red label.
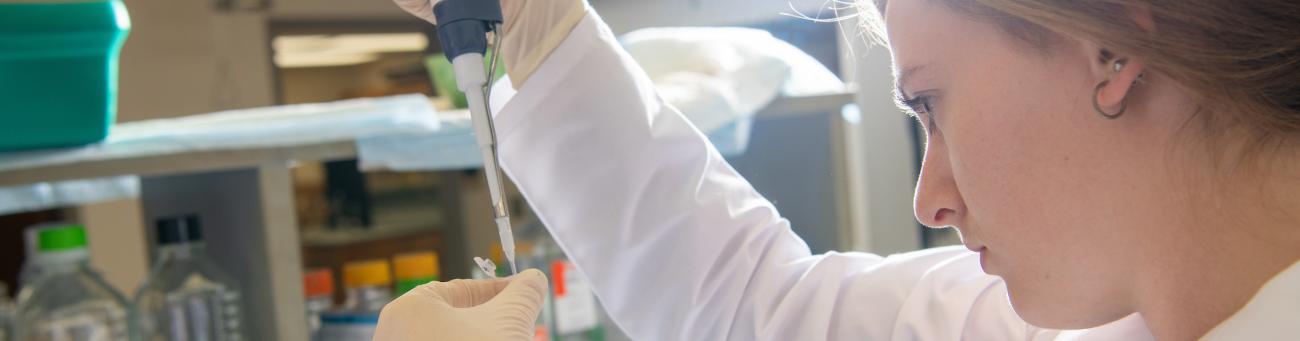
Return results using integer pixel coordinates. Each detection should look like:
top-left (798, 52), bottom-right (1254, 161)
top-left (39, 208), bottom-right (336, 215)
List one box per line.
top-left (551, 260), bottom-right (567, 297)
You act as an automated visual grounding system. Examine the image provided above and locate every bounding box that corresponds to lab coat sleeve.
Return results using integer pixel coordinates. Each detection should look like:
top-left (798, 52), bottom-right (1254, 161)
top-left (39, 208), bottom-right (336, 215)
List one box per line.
top-left (492, 9), bottom-right (1055, 341)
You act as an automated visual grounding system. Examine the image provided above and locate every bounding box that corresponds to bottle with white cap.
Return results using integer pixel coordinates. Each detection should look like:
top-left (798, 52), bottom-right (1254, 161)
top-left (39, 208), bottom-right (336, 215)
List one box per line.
top-left (134, 215), bottom-right (244, 341)
top-left (13, 223), bottom-right (131, 341)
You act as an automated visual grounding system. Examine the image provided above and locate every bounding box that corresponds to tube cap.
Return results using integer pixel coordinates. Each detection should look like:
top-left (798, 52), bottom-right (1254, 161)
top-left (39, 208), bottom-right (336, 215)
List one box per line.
top-left (393, 251), bottom-right (439, 281)
top-left (156, 215), bottom-right (203, 245)
top-left (36, 224), bottom-right (87, 252)
top-left (393, 251), bottom-right (440, 294)
top-left (303, 268), bottom-right (335, 298)
top-left (343, 259), bottom-right (392, 288)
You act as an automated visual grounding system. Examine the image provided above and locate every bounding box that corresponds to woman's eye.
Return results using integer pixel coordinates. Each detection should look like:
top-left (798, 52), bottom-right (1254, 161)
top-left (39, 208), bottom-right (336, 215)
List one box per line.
top-left (903, 95), bottom-right (939, 132)
top-left (902, 95), bottom-right (934, 115)
top-left (915, 96), bottom-right (935, 114)
top-left (919, 97), bottom-right (934, 114)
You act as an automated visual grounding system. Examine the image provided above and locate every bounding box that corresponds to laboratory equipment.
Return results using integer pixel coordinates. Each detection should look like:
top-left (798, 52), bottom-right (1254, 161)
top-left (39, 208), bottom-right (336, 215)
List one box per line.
top-left (392, 252), bottom-right (440, 296)
top-left (340, 259), bottom-right (392, 313)
top-left (425, 51), bottom-right (505, 109)
top-left (134, 215), bottom-right (244, 341)
top-left (318, 260), bottom-right (392, 341)
top-left (0, 0), bottom-right (129, 150)
top-left (518, 221), bottom-right (608, 341)
top-left (315, 313), bottom-right (379, 341)
top-left (433, 0), bottom-right (518, 274)
top-left (14, 224), bottom-right (130, 341)
top-left (302, 269), bottom-right (334, 341)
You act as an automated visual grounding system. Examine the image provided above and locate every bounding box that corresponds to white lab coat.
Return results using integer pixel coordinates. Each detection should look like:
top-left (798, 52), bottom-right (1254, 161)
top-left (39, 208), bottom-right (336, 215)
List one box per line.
top-left (490, 9), bottom-right (1300, 340)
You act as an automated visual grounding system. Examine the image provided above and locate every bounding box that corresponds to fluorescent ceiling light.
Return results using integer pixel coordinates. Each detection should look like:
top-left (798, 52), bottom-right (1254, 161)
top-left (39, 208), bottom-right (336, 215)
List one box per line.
top-left (273, 33), bottom-right (427, 68)
top-left (275, 52), bottom-right (378, 68)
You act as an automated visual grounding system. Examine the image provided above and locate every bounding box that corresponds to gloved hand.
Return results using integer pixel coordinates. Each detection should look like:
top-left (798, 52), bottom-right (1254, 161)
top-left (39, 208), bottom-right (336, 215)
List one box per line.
top-left (374, 269), bottom-right (548, 341)
top-left (393, 0), bottom-right (587, 88)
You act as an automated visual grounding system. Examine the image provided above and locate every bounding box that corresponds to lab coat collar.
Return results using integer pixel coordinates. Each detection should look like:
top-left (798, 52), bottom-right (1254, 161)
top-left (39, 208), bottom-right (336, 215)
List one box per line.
top-left (1201, 259), bottom-right (1300, 339)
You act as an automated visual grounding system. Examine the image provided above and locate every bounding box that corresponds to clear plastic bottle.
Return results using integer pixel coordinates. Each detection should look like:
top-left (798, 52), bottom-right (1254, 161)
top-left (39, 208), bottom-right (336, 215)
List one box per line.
top-left (14, 223), bottom-right (131, 341)
top-left (516, 220), bottom-right (607, 341)
top-left (133, 215), bottom-right (244, 341)
top-left (317, 260), bottom-right (391, 341)
top-left (302, 269), bottom-right (334, 341)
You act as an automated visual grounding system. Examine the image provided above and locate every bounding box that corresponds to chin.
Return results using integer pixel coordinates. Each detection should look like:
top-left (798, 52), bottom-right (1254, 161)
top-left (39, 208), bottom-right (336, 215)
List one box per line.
top-left (1004, 280), bottom-right (1124, 330)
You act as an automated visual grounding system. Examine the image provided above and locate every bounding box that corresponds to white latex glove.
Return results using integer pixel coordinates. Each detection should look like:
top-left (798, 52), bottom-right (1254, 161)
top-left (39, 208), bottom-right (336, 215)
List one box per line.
top-left (394, 0), bottom-right (587, 88)
top-left (374, 269), bottom-right (548, 341)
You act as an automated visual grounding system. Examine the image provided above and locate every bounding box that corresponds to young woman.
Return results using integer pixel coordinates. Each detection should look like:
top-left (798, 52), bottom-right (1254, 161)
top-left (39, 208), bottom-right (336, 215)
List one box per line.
top-left (377, 0), bottom-right (1300, 339)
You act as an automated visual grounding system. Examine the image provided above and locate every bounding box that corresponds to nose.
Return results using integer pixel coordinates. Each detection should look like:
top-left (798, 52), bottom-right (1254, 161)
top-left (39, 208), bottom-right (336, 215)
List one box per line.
top-left (913, 138), bottom-right (965, 228)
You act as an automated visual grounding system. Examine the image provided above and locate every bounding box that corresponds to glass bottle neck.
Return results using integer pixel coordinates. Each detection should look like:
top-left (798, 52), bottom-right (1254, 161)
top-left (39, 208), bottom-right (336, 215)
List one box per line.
top-left (158, 242), bottom-right (207, 259)
top-left (345, 286), bottom-right (392, 312)
top-left (33, 248), bottom-right (90, 269)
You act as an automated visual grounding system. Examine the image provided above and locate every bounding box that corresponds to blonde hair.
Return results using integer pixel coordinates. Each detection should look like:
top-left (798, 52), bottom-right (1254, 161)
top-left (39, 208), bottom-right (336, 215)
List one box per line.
top-left (862, 0), bottom-right (1300, 154)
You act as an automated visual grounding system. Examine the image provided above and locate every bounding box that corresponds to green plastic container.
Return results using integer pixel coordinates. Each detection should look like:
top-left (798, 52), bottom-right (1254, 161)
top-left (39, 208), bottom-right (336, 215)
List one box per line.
top-left (0, 0), bottom-right (130, 151)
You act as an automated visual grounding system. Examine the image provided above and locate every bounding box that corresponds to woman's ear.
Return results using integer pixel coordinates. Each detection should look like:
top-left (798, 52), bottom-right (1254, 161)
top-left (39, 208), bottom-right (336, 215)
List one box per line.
top-left (1093, 2), bottom-right (1153, 115)
top-left (1094, 56), bottom-right (1146, 114)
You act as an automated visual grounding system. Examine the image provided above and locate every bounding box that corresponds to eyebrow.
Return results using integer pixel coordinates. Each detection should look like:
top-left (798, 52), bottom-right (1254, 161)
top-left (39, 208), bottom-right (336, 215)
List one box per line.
top-left (894, 64), bottom-right (928, 98)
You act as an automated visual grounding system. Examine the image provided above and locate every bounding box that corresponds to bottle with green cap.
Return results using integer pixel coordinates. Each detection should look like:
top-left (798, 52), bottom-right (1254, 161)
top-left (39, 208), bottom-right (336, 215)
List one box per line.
top-left (13, 223), bottom-right (131, 341)
top-left (134, 214), bottom-right (244, 341)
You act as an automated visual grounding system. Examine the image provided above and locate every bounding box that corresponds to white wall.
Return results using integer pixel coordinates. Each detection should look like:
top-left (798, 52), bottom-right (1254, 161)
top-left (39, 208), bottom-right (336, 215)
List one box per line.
top-left (117, 0), bottom-right (274, 121)
top-left (270, 0), bottom-right (411, 21)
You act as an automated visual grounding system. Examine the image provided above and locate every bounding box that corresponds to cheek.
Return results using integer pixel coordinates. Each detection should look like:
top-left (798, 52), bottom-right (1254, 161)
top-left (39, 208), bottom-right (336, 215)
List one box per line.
top-left (943, 79), bottom-right (1138, 327)
top-left (943, 64), bottom-right (1113, 269)
top-left (946, 80), bottom-right (1087, 235)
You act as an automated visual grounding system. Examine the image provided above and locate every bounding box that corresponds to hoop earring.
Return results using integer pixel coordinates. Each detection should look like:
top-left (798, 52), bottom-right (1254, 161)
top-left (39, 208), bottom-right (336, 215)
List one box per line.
top-left (1092, 80), bottom-right (1126, 120)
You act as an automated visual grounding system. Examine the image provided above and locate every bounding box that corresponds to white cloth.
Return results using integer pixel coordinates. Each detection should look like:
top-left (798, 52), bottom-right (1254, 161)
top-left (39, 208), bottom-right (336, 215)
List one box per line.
top-left (0, 95), bottom-right (438, 173)
top-left (489, 9), bottom-right (1300, 340)
top-left (0, 95), bottom-right (438, 215)
top-left (0, 176), bottom-right (138, 215)
top-left (622, 27), bottom-right (791, 133)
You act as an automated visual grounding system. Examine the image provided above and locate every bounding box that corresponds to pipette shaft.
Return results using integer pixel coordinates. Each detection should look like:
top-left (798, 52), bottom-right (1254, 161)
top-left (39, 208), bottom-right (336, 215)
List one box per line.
top-left (434, 0), bottom-right (517, 274)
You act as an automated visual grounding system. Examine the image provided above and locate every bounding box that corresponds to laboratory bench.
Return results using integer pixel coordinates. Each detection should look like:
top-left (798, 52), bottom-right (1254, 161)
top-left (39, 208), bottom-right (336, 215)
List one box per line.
top-left (0, 91), bottom-right (855, 340)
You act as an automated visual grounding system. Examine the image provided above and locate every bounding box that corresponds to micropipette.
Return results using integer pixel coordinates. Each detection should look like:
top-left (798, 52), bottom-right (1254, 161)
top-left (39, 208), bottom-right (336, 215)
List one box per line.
top-left (432, 0), bottom-right (517, 274)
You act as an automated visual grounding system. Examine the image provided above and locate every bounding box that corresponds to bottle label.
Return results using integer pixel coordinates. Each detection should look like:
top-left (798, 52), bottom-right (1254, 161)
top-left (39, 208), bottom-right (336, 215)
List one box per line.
top-left (318, 313), bottom-right (378, 341)
top-left (144, 284), bottom-right (242, 340)
top-left (34, 301), bottom-right (128, 341)
top-left (550, 261), bottom-right (599, 334)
